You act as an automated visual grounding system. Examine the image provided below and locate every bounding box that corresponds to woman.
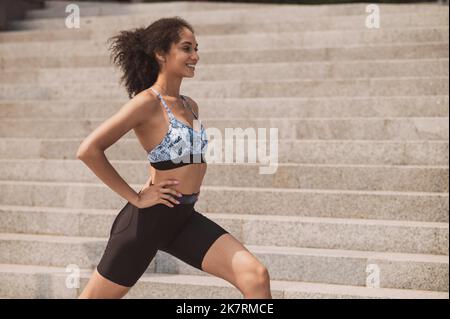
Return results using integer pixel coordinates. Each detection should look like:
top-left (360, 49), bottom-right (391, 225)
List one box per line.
top-left (76, 17), bottom-right (271, 299)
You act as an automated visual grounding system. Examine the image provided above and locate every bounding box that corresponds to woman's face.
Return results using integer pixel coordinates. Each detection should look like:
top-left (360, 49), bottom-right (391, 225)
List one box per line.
top-left (166, 28), bottom-right (200, 78)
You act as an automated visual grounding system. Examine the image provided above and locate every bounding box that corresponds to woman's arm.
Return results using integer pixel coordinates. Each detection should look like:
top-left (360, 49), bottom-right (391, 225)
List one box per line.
top-left (76, 93), bottom-right (157, 206)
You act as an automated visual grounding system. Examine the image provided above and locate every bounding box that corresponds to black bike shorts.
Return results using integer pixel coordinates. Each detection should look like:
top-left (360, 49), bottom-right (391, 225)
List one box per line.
top-left (96, 191), bottom-right (229, 287)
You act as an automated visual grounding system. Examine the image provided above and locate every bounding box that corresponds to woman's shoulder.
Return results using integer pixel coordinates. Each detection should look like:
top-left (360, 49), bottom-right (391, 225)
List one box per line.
top-left (132, 88), bottom-right (161, 114)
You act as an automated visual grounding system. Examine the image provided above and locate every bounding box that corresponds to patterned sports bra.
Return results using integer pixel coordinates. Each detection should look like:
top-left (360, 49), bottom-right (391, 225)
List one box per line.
top-left (147, 87), bottom-right (208, 170)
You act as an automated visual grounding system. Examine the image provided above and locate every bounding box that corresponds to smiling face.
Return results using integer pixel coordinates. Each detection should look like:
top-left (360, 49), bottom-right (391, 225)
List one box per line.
top-left (157, 27), bottom-right (199, 78)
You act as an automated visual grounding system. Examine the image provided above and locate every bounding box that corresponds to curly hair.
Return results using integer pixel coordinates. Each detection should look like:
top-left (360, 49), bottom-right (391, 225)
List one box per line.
top-left (107, 17), bottom-right (195, 99)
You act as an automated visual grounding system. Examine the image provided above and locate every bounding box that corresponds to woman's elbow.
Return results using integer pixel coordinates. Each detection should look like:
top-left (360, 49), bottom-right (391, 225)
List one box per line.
top-left (76, 142), bottom-right (100, 160)
top-left (76, 146), bottom-right (90, 160)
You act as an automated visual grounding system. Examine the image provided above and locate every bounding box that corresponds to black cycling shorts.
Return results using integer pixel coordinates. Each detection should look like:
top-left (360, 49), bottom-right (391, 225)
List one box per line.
top-left (96, 190), bottom-right (229, 287)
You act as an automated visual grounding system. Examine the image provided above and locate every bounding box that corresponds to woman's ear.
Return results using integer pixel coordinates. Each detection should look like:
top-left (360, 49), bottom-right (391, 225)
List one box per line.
top-left (154, 50), bottom-right (166, 64)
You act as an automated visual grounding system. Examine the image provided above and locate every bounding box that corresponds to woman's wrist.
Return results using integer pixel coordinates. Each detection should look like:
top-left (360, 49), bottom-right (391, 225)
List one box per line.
top-left (130, 191), bottom-right (141, 207)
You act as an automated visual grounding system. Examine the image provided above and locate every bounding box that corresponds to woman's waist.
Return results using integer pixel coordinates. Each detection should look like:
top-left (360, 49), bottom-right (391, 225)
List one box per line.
top-left (149, 163), bottom-right (207, 195)
top-left (150, 181), bottom-right (203, 197)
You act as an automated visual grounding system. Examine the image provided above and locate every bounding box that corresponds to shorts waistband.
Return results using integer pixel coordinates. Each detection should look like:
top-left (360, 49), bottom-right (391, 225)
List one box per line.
top-left (177, 193), bottom-right (199, 204)
top-left (145, 183), bottom-right (199, 205)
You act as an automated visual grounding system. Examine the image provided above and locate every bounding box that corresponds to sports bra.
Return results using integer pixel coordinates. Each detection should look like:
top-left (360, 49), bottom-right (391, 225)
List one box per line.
top-left (146, 87), bottom-right (208, 170)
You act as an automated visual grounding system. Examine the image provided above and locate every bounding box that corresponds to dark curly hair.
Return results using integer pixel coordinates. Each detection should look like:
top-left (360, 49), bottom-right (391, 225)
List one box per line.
top-left (107, 16), bottom-right (195, 99)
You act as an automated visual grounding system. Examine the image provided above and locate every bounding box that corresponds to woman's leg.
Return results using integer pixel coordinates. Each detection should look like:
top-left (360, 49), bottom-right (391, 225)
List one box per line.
top-left (78, 268), bottom-right (131, 299)
top-left (201, 233), bottom-right (272, 299)
top-left (160, 211), bottom-right (272, 299)
top-left (79, 200), bottom-right (159, 299)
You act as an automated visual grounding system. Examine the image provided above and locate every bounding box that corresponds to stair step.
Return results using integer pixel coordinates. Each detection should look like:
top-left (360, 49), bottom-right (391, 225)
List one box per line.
top-left (0, 263), bottom-right (447, 299)
top-left (0, 181), bottom-right (447, 222)
top-left (0, 77), bottom-right (448, 100)
top-left (0, 204), bottom-right (447, 254)
top-left (0, 159), bottom-right (448, 193)
top-left (13, 3), bottom-right (447, 31)
top-left (2, 43), bottom-right (448, 69)
top-left (0, 234), bottom-right (447, 291)
top-left (0, 138), bottom-right (447, 166)
top-left (3, 11), bottom-right (449, 43)
top-left (0, 117), bottom-right (448, 140)
top-left (1, 59), bottom-right (448, 84)
top-left (1, 28), bottom-right (448, 58)
top-left (1, 96), bottom-right (448, 119)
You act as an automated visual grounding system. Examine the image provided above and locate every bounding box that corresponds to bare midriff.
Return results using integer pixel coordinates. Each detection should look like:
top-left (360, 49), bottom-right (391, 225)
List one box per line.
top-left (142, 162), bottom-right (207, 195)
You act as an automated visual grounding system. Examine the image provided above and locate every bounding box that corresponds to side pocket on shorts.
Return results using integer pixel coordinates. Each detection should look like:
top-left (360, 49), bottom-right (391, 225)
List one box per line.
top-left (137, 205), bottom-right (163, 240)
top-left (110, 202), bottom-right (136, 236)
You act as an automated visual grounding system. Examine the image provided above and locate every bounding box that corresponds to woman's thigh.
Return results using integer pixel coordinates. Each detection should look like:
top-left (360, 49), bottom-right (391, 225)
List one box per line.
top-left (159, 211), bottom-right (265, 288)
top-left (96, 201), bottom-right (160, 288)
top-left (159, 210), bottom-right (229, 272)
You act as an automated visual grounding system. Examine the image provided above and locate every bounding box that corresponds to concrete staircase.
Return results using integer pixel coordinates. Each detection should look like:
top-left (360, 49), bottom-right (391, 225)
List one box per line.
top-left (0, 1), bottom-right (448, 299)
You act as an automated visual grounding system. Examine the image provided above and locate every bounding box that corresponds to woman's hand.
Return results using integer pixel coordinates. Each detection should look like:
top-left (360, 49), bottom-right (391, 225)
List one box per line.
top-left (135, 180), bottom-right (183, 209)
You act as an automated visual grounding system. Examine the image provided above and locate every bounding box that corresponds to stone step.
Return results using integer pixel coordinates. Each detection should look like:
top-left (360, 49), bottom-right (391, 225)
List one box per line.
top-left (0, 138), bottom-right (447, 166)
top-left (12, 3), bottom-right (447, 31)
top-left (0, 263), bottom-right (447, 299)
top-left (1, 43), bottom-right (447, 69)
top-left (0, 233), bottom-right (447, 291)
top-left (22, 1), bottom-right (446, 20)
top-left (1, 96), bottom-right (448, 119)
top-left (155, 245), bottom-right (449, 292)
top-left (1, 59), bottom-right (448, 84)
top-left (23, 0), bottom-right (262, 20)
top-left (0, 205), bottom-right (447, 255)
top-left (0, 181), bottom-right (447, 222)
top-left (0, 77), bottom-right (447, 100)
top-left (3, 11), bottom-right (448, 43)
top-left (1, 28), bottom-right (448, 58)
top-left (0, 117), bottom-right (447, 140)
top-left (0, 159), bottom-right (447, 193)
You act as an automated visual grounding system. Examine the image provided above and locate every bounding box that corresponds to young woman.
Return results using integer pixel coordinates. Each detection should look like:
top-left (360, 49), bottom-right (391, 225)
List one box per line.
top-left (76, 17), bottom-right (272, 299)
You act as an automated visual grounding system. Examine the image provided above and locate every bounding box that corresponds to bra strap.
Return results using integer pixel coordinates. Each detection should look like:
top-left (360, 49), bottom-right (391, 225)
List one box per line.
top-left (181, 95), bottom-right (199, 120)
top-left (149, 87), bottom-right (175, 122)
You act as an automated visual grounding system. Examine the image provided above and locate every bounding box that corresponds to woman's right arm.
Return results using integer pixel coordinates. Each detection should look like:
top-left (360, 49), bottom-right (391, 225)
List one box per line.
top-left (76, 93), bottom-right (156, 207)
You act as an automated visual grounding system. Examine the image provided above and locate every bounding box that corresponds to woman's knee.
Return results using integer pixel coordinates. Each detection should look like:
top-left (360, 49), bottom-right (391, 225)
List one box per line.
top-left (236, 260), bottom-right (270, 292)
top-left (252, 263), bottom-right (270, 285)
